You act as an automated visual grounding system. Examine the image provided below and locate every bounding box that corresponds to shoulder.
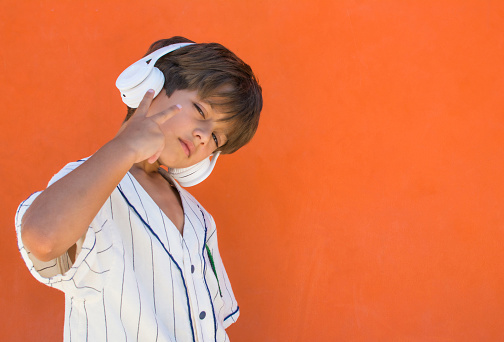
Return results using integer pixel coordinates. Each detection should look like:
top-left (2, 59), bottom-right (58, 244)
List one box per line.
top-left (178, 185), bottom-right (213, 218)
top-left (178, 186), bottom-right (203, 207)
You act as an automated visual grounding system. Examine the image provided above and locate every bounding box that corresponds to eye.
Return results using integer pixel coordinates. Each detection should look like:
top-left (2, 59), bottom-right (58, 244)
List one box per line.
top-left (194, 103), bottom-right (205, 118)
top-left (195, 103), bottom-right (219, 146)
top-left (212, 133), bottom-right (219, 147)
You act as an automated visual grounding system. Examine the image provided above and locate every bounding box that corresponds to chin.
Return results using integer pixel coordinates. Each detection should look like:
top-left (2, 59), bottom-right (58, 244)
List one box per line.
top-left (160, 153), bottom-right (210, 169)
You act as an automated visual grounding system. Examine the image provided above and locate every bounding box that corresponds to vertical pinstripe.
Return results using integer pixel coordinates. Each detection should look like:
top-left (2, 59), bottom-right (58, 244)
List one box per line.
top-left (102, 290), bottom-right (108, 342)
top-left (69, 297), bottom-right (73, 342)
top-left (83, 300), bottom-right (88, 342)
top-left (15, 159), bottom-right (240, 341)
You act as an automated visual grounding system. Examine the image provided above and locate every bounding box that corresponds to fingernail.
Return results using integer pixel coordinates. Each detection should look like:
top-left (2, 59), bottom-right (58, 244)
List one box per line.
top-left (147, 89), bottom-right (154, 94)
top-left (176, 104), bottom-right (182, 109)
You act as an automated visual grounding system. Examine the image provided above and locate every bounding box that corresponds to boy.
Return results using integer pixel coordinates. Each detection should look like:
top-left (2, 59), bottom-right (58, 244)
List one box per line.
top-left (15, 36), bottom-right (262, 342)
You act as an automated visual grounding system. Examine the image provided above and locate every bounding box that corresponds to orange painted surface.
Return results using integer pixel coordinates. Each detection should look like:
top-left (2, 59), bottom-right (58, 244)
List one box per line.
top-left (2, 1), bottom-right (504, 341)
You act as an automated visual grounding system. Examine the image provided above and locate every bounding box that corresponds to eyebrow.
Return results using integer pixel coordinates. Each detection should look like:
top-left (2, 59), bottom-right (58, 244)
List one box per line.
top-left (200, 98), bottom-right (215, 110)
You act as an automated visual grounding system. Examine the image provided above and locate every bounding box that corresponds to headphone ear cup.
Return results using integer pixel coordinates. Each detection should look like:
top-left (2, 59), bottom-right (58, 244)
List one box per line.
top-left (119, 67), bottom-right (165, 108)
top-left (117, 42), bottom-right (194, 108)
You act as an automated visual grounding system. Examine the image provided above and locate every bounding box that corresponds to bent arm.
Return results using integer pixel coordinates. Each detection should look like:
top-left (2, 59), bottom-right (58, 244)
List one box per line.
top-left (21, 140), bottom-right (136, 261)
top-left (21, 90), bottom-right (181, 262)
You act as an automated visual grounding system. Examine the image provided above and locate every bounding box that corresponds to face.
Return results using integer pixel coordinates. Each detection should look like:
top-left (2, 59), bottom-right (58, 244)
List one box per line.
top-left (146, 89), bottom-right (231, 168)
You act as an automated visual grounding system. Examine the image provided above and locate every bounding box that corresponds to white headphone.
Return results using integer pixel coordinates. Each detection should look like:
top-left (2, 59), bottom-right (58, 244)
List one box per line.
top-left (116, 42), bottom-right (220, 187)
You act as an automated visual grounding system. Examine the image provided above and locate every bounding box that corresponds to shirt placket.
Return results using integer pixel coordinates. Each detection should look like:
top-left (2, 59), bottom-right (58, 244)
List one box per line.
top-left (181, 230), bottom-right (215, 342)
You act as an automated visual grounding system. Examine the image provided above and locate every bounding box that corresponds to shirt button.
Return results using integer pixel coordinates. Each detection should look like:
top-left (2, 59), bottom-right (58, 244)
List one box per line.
top-left (199, 311), bottom-right (206, 319)
top-left (191, 265), bottom-right (195, 273)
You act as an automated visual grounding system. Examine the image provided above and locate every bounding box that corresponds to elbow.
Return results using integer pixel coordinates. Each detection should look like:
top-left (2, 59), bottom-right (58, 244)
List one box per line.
top-left (20, 219), bottom-right (58, 262)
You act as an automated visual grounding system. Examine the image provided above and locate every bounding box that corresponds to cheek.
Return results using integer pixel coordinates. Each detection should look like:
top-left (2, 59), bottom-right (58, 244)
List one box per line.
top-left (159, 113), bottom-right (193, 142)
top-left (195, 145), bottom-right (217, 162)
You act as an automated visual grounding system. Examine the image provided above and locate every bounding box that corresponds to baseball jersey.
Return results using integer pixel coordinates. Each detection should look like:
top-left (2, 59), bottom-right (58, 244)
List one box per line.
top-left (15, 159), bottom-right (239, 342)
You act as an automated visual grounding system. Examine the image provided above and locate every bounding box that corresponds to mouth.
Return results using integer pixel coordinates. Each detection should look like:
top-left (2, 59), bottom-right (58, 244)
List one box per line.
top-left (179, 138), bottom-right (194, 157)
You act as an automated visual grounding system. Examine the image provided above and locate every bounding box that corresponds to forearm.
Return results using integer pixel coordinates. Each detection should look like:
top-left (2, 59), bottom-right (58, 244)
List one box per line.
top-left (21, 138), bottom-right (136, 261)
top-left (21, 90), bottom-right (180, 262)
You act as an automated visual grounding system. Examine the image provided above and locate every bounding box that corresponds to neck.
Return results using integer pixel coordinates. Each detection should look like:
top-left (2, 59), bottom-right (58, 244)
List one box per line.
top-left (132, 159), bottom-right (161, 174)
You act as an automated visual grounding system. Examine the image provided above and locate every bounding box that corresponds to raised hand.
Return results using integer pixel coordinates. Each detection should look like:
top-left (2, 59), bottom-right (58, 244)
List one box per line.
top-left (114, 89), bottom-right (181, 164)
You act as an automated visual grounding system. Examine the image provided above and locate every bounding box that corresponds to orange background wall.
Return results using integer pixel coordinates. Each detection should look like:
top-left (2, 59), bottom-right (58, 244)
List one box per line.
top-left (1, 1), bottom-right (504, 341)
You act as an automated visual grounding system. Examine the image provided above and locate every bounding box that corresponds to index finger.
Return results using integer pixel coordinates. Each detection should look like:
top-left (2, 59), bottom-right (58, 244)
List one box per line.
top-left (151, 104), bottom-right (182, 125)
top-left (131, 89), bottom-right (155, 119)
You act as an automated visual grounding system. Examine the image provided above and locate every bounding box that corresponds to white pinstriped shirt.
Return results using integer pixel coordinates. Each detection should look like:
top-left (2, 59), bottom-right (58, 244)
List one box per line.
top-left (15, 159), bottom-right (239, 342)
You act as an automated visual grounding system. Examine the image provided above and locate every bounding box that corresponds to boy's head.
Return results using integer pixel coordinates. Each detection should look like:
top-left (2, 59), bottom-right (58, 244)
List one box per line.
top-left (125, 36), bottom-right (263, 155)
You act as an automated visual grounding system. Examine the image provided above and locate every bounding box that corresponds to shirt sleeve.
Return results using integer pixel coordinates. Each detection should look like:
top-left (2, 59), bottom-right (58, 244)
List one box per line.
top-left (15, 158), bottom-right (116, 297)
top-left (204, 214), bottom-right (240, 329)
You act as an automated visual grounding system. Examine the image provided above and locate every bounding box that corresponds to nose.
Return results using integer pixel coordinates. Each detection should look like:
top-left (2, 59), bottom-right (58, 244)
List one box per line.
top-left (193, 122), bottom-right (213, 146)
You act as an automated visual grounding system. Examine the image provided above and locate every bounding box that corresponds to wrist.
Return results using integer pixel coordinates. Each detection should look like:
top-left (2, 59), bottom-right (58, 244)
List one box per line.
top-left (102, 137), bottom-right (139, 166)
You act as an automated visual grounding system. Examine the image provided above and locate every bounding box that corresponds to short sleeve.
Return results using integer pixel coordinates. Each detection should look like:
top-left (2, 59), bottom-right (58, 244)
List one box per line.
top-left (204, 214), bottom-right (240, 329)
top-left (46, 158), bottom-right (89, 187)
top-left (15, 158), bottom-right (116, 296)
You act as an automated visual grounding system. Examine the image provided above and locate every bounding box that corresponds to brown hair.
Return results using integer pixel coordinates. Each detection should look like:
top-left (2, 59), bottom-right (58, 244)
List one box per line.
top-left (125, 36), bottom-right (263, 154)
